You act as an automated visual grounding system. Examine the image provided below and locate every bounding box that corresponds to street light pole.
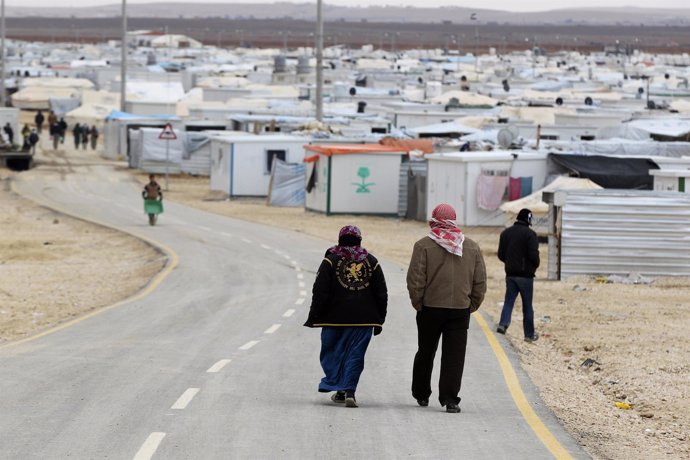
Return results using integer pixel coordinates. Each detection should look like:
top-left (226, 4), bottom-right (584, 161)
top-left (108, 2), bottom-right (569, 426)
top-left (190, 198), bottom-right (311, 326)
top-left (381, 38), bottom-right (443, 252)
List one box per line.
top-left (120, 0), bottom-right (127, 112)
top-left (315, 0), bottom-right (323, 122)
top-left (1, 0), bottom-right (6, 107)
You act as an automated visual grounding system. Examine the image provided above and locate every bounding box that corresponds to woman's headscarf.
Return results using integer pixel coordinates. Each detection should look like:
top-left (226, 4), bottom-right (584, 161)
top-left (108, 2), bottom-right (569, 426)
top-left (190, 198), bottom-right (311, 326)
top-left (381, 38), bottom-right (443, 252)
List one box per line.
top-left (328, 225), bottom-right (369, 262)
top-left (428, 203), bottom-right (465, 256)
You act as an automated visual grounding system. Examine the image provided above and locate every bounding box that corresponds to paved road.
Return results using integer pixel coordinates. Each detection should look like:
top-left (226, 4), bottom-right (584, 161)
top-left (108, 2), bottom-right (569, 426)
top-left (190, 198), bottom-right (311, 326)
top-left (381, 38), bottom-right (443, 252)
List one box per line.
top-left (1, 151), bottom-right (588, 459)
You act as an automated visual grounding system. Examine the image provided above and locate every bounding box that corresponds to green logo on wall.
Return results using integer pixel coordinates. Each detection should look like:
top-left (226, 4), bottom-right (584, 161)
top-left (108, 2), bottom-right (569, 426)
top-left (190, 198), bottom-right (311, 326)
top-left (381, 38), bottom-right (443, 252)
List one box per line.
top-left (353, 166), bottom-right (376, 193)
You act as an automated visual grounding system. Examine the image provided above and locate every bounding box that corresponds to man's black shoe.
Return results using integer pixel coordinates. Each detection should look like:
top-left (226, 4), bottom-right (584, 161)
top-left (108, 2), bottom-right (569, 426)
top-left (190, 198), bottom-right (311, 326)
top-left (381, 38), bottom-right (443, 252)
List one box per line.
top-left (445, 403), bottom-right (461, 413)
top-left (416, 398), bottom-right (429, 407)
top-left (496, 325), bottom-right (507, 334)
top-left (331, 391), bottom-right (345, 404)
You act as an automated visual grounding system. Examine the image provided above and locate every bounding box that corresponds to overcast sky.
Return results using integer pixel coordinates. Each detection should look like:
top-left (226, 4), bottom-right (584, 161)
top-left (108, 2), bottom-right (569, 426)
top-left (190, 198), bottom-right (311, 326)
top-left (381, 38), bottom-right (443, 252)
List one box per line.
top-left (5, 0), bottom-right (690, 12)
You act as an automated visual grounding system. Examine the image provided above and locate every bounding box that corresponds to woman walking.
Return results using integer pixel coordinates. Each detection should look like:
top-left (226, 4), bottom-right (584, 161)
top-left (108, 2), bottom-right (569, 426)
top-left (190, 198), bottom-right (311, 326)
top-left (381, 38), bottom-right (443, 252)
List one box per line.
top-left (304, 225), bottom-right (388, 408)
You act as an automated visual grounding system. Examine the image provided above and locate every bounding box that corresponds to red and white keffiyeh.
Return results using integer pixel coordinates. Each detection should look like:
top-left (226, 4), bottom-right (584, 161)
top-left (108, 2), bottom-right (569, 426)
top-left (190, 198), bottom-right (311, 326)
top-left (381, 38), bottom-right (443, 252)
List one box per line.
top-left (428, 204), bottom-right (464, 257)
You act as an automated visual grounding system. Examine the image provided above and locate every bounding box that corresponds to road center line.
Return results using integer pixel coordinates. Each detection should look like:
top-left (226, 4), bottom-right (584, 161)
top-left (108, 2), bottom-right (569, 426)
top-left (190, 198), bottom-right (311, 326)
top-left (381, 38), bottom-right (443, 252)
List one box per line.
top-left (295, 298), bottom-right (305, 305)
top-left (207, 359), bottom-right (232, 373)
top-left (299, 290), bottom-right (307, 296)
top-left (242, 238), bottom-right (252, 243)
top-left (220, 232), bottom-right (234, 237)
top-left (171, 388), bottom-right (200, 410)
top-left (260, 244), bottom-right (272, 250)
top-left (264, 324), bottom-right (281, 334)
top-left (283, 254), bottom-right (291, 260)
top-left (298, 281), bottom-right (305, 288)
top-left (239, 340), bottom-right (259, 350)
top-left (297, 273), bottom-right (304, 279)
top-left (133, 432), bottom-right (166, 460)
top-left (283, 309), bottom-right (295, 317)
top-left (294, 265), bottom-right (301, 271)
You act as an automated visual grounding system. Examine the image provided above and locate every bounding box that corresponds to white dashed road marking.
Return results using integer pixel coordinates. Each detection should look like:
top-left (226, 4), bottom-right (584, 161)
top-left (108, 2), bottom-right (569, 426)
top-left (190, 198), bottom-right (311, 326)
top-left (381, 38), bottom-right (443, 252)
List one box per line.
top-left (260, 244), bottom-right (272, 250)
top-left (239, 340), bottom-right (259, 350)
top-left (207, 359), bottom-right (232, 373)
top-left (297, 273), bottom-right (304, 279)
top-left (171, 388), bottom-right (200, 410)
top-left (298, 281), bottom-right (305, 288)
top-left (300, 290), bottom-right (307, 296)
top-left (295, 298), bottom-right (305, 305)
top-left (264, 324), bottom-right (281, 334)
top-left (242, 238), bottom-right (252, 243)
top-left (133, 432), bottom-right (166, 460)
top-left (283, 309), bottom-right (295, 317)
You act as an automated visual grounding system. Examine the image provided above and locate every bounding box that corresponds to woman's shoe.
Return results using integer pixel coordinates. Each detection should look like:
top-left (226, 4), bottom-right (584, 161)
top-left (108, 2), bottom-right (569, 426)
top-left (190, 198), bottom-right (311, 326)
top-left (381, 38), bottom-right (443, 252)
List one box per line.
top-left (345, 391), bottom-right (358, 408)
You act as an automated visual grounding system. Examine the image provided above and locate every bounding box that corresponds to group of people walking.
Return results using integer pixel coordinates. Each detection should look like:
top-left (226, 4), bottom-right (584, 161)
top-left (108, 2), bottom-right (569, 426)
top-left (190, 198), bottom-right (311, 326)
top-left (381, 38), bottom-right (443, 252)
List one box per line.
top-left (305, 203), bottom-right (540, 412)
top-left (32, 110), bottom-right (99, 151)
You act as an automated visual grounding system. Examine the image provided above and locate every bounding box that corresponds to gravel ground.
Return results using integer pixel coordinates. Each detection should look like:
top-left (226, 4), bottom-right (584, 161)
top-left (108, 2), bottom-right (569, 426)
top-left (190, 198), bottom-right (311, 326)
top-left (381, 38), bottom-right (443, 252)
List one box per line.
top-left (0, 168), bottom-right (166, 344)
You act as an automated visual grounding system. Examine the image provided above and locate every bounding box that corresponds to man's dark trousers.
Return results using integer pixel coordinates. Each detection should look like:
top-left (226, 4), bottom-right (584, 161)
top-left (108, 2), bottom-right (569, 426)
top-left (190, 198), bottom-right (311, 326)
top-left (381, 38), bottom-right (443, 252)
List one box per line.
top-left (412, 306), bottom-right (471, 406)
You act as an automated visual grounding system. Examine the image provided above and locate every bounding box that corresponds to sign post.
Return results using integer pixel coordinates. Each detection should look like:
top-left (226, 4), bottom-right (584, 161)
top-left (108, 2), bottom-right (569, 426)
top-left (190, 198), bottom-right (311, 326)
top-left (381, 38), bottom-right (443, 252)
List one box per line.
top-left (158, 123), bottom-right (177, 191)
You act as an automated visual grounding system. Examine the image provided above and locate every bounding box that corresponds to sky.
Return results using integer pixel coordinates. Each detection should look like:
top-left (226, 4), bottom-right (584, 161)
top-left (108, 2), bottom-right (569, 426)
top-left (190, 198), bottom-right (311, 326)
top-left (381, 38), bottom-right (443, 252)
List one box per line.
top-left (5, 0), bottom-right (690, 12)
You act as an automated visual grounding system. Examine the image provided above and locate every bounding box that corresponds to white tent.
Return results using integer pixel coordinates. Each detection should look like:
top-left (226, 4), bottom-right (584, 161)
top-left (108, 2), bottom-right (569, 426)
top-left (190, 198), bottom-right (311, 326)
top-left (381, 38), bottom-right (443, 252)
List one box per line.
top-left (500, 176), bottom-right (602, 234)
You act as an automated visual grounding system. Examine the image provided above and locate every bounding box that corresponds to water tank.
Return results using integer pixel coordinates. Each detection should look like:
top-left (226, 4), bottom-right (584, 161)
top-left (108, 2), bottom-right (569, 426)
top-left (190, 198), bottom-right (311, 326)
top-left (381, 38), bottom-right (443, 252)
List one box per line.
top-left (296, 56), bottom-right (310, 75)
top-left (274, 55), bottom-right (287, 73)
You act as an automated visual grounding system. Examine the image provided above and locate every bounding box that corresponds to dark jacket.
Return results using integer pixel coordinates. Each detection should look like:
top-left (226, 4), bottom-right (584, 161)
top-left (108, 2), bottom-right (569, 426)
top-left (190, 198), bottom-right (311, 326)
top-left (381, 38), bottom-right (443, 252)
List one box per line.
top-left (304, 252), bottom-right (388, 333)
top-left (498, 221), bottom-right (540, 278)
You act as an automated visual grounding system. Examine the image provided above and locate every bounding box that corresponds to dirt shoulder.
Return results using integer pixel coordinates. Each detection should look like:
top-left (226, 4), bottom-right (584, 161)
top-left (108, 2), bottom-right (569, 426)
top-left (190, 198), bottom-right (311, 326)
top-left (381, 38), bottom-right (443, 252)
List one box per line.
top-left (0, 168), bottom-right (166, 344)
top-left (153, 173), bottom-right (689, 460)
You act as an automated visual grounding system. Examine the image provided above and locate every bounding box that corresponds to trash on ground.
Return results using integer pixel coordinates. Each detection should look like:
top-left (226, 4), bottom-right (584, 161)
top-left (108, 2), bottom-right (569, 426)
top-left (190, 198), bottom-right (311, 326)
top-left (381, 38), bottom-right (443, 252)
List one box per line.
top-left (581, 358), bottom-right (601, 367)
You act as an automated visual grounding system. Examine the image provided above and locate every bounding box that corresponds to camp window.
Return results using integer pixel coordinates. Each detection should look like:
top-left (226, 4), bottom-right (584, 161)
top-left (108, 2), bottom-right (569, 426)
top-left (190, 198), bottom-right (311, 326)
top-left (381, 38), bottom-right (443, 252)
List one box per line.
top-left (371, 127), bottom-right (387, 134)
top-left (580, 135), bottom-right (595, 141)
top-left (539, 134), bottom-right (559, 140)
top-left (265, 149), bottom-right (287, 174)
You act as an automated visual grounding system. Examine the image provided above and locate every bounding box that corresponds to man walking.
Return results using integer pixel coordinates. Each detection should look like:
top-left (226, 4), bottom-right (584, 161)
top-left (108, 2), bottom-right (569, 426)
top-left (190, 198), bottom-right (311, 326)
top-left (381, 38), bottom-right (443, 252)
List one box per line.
top-left (34, 110), bottom-right (45, 133)
top-left (496, 208), bottom-right (540, 342)
top-left (406, 203), bottom-right (487, 413)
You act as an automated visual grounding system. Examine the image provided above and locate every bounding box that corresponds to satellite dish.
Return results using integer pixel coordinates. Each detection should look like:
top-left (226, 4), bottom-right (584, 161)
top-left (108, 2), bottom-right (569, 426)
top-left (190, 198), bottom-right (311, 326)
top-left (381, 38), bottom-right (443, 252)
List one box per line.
top-left (497, 128), bottom-right (516, 149)
top-left (555, 97), bottom-right (564, 106)
top-left (638, 87), bottom-right (644, 94)
top-left (349, 87), bottom-right (357, 96)
top-left (584, 96), bottom-right (593, 106)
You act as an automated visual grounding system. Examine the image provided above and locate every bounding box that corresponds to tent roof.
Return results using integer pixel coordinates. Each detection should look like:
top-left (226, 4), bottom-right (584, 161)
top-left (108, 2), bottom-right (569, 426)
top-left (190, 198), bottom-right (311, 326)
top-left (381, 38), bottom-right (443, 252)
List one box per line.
top-left (408, 121), bottom-right (480, 135)
top-left (500, 176), bottom-right (602, 215)
top-left (304, 144), bottom-right (406, 156)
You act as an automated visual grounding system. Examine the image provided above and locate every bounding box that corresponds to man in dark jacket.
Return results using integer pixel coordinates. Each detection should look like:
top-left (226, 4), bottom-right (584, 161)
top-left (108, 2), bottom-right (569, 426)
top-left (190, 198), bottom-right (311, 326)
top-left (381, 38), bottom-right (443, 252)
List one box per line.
top-left (496, 208), bottom-right (540, 342)
top-left (34, 110), bottom-right (45, 133)
top-left (305, 225), bottom-right (387, 408)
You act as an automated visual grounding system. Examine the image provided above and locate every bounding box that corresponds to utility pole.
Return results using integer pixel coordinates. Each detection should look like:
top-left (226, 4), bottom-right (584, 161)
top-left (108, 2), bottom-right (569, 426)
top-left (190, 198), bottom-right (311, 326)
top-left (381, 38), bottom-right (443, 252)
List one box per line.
top-left (120, 0), bottom-right (127, 112)
top-left (315, 0), bottom-right (324, 122)
top-left (0, 0), bottom-right (6, 107)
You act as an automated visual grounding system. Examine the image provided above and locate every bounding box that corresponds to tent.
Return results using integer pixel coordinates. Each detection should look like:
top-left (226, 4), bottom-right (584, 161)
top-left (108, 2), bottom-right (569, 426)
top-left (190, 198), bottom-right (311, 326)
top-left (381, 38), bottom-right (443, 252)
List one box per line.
top-left (548, 153), bottom-right (660, 190)
top-left (500, 176), bottom-right (602, 234)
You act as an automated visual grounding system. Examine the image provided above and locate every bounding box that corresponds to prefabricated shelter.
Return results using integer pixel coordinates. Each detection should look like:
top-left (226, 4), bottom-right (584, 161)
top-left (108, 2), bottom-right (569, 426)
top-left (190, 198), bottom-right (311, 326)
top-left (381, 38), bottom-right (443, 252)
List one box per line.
top-left (103, 111), bottom-right (181, 160)
top-left (650, 169), bottom-right (690, 193)
top-left (304, 144), bottom-right (407, 216)
top-left (426, 151), bottom-right (548, 226)
top-left (128, 127), bottom-right (211, 175)
top-left (210, 134), bottom-right (308, 197)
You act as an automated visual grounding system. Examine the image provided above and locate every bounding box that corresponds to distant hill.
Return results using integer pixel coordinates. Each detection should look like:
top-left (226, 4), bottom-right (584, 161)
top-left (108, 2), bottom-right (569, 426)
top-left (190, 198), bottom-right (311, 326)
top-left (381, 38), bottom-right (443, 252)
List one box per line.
top-left (5, 3), bottom-right (690, 26)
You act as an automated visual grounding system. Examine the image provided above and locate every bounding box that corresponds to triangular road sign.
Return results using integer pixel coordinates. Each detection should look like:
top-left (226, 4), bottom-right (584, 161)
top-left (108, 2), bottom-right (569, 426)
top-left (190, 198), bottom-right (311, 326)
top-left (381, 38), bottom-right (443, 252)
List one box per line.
top-left (159, 123), bottom-right (177, 140)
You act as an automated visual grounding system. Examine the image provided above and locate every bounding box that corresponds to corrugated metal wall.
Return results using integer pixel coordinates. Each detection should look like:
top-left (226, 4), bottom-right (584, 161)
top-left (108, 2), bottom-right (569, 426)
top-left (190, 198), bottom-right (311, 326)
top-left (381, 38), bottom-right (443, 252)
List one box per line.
top-left (561, 190), bottom-right (690, 277)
